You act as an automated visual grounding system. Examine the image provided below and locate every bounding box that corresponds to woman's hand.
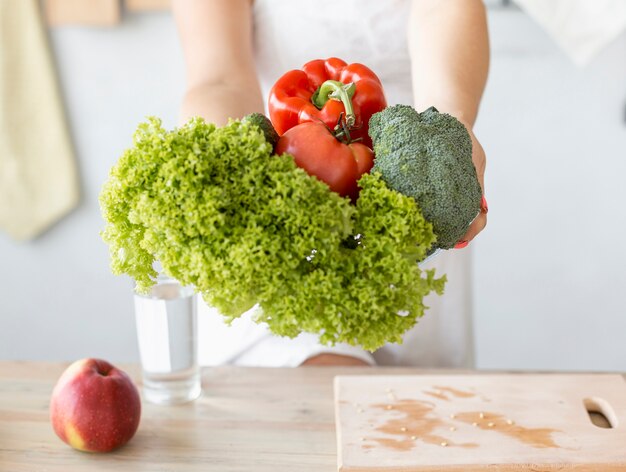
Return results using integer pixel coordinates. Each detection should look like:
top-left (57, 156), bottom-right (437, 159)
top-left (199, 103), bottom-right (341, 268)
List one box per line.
top-left (409, 0), bottom-right (490, 247)
top-left (457, 126), bottom-right (487, 247)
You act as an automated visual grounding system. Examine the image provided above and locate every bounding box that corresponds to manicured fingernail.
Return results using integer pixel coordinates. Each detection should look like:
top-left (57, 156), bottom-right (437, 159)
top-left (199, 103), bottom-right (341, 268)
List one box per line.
top-left (454, 240), bottom-right (469, 249)
top-left (480, 195), bottom-right (488, 214)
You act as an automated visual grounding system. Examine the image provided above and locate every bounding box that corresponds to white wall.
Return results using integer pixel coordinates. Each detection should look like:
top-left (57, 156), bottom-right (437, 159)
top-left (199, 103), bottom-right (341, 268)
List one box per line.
top-left (1, 12), bottom-right (183, 362)
top-left (1, 8), bottom-right (625, 370)
top-left (473, 10), bottom-right (626, 371)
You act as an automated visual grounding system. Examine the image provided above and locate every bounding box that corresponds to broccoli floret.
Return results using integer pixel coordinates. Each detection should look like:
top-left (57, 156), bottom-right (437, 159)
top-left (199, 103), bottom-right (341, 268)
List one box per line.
top-left (243, 112), bottom-right (279, 150)
top-left (369, 105), bottom-right (482, 250)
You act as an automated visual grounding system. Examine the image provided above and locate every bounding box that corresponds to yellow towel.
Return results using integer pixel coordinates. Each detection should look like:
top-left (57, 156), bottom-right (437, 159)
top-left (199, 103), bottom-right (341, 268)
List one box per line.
top-left (0, 0), bottom-right (79, 240)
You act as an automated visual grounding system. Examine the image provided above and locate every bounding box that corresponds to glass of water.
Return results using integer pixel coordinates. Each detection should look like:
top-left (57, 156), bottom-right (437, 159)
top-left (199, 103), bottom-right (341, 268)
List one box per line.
top-left (133, 272), bottom-right (201, 405)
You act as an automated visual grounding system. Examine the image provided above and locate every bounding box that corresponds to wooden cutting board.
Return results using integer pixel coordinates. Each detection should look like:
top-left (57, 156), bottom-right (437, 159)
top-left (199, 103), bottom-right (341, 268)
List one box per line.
top-left (334, 374), bottom-right (626, 471)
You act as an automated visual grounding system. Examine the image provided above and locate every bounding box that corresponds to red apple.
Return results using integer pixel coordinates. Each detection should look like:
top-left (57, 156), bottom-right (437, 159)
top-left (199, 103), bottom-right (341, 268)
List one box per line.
top-left (50, 358), bottom-right (141, 452)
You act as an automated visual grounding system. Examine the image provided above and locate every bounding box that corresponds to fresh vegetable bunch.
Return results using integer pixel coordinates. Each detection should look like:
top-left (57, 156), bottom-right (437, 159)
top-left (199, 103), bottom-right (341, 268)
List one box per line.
top-left (101, 57), bottom-right (482, 351)
top-left (269, 58), bottom-right (482, 250)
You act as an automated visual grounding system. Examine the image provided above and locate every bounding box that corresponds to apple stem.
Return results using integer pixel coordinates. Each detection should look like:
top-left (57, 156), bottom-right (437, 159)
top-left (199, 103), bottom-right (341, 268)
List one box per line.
top-left (94, 360), bottom-right (111, 376)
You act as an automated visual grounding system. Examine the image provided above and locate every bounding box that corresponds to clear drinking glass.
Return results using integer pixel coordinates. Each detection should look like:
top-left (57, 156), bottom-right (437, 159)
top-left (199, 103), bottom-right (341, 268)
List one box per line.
top-left (133, 273), bottom-right (201, 405)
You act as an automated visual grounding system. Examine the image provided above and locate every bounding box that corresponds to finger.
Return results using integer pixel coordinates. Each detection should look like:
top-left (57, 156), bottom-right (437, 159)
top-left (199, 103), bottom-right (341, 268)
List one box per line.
top-left (455, 195), bottom-right (488, 248)
top-left (456, 213), bottom-right (487, 246)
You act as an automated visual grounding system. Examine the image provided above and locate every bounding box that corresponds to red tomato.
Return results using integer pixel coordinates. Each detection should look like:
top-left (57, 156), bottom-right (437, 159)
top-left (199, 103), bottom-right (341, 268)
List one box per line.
top-left (275, 122), bottom-right (374, 201)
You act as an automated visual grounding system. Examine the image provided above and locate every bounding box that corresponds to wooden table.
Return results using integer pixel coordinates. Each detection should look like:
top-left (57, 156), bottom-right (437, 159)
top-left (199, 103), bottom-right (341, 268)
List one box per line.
top-left (1, 362), bottom-right (451, 471)
top-left (2, 363), bottom-right (622, 471)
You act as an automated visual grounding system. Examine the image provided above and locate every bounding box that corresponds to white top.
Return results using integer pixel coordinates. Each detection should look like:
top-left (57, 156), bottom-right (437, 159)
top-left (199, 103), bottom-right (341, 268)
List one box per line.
top-left (197, 0), bottom-right (474, 368)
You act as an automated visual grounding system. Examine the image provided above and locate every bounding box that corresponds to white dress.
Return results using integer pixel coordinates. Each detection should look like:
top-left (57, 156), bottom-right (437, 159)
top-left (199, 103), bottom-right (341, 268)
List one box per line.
top-left (197, 0), bottom-right (475, 368)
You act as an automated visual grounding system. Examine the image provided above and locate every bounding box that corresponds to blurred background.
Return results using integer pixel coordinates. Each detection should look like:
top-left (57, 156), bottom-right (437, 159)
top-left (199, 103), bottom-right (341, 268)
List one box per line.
top-left (1, 0), bottom-right (625, 371)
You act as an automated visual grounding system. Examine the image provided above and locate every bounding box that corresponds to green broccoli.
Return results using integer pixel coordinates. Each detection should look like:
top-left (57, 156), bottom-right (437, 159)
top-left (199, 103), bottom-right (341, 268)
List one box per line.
top-left (368, 105), bottom-right (482, 250)
top-left (242, 112), bottom-right (279, 150)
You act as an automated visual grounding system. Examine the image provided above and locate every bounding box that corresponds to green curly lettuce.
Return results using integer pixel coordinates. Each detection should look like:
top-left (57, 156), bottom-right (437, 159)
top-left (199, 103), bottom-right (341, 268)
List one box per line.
top-left (100, 117), bottom-right (445, 351)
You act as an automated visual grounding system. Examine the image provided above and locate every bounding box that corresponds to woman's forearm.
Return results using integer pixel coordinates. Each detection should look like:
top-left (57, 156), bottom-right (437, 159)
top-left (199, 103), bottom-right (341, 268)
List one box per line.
top-left (173, 0), bottom-right (263, 126)
top-left (409, 0), bottom-right (489, 127)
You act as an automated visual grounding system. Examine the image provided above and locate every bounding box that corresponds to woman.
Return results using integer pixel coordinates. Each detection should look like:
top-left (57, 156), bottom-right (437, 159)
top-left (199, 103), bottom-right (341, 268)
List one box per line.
top-left (172, 0), bottom-right (489, 368)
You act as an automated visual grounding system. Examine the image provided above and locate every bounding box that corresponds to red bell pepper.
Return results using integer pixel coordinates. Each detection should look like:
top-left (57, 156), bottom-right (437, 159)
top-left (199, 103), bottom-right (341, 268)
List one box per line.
top-left (268, 58), bottom-right (387, 149)
top-left (275, 121), bottom-right (374, 202)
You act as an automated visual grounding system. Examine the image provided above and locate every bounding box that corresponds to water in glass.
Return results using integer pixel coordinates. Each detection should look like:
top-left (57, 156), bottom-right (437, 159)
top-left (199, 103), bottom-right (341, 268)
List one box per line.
top-left (134, 276), bottom-right (201, 404)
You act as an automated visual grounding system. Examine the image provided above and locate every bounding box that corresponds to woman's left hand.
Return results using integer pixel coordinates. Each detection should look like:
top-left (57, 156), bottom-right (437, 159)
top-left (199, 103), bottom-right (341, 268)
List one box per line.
top-left (457, 126), bottom-right (487, 247)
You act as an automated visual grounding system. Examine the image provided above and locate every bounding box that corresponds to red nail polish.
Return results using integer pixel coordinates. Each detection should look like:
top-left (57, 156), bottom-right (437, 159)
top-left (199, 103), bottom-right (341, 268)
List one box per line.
top-left (481, 195), bottom-right (488, 214)
top-left (454, 240), bottom-right (469, 249)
